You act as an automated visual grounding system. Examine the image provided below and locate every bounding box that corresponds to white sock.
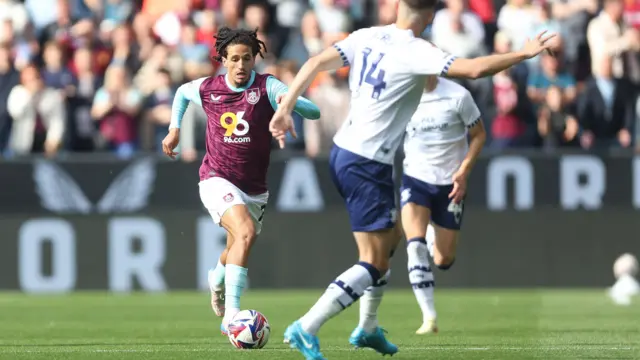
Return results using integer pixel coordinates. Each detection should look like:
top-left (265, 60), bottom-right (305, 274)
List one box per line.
top-left (208, 260), bottom-right (226, 291)
top-left (426, 224), bottom-right (436, 257)
top-left (407, 238), bottom-right (436, 322)
top-left (222, 264), bottom-right (247, 325)
top-left (358, 269), bottom-right (391, 333)
top-left (299, 262), bottom-right (380, 335)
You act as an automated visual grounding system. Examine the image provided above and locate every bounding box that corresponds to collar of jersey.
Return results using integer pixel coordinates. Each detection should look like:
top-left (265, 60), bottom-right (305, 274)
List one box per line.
top-left (390, 24), bottom-right (415, 38)
top-left (224, 71), bottom-right (256, 92)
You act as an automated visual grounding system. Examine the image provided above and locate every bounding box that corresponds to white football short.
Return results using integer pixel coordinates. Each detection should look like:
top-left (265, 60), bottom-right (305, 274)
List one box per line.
top-left (198, 177), bottom-right (269, 235)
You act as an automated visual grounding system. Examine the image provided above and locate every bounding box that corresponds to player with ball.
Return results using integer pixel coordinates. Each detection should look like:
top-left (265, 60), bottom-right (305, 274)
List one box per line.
top-left (162, 26), bottom-right (320, 343)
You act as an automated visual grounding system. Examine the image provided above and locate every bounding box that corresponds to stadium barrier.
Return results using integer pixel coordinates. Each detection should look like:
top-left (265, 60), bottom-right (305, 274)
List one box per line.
top-left (0, 153), bottom-right (639, 292)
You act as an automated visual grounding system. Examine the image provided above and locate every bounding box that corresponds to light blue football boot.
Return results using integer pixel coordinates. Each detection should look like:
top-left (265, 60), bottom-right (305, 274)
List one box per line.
top-left (349, 326), bottom-right (398, 356)
top-left (283, 321), bottom-right (326, 360)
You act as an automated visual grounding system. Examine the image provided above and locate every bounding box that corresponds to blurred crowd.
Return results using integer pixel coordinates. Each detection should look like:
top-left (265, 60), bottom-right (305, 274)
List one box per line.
top-left (1, 0), bottom-right (640, 160)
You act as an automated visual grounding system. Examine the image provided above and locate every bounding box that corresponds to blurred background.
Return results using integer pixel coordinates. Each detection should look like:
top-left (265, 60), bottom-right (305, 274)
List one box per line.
top-left (0, 0), bottom-right (639, 293)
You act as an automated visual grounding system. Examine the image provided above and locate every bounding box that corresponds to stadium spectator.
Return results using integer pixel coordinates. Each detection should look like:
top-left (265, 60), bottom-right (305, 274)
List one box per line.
top-left (195, 9), bottom-right (218, 49)
top-left (587, 0), bottom-right (640, 80)
top-left (527, 41), bottom-right (577, 106)
top-left (311, 0), bottom-right (352, 35)
top-left (467, 0), bottom-right (497, 50)
top-left (0, 44), bottom-right (19, 155)
top-left (497, 0), bottom-right (537, 51)
top-left (143, 68), bottom-right (175, 153)
top-left (548, 0), bottom-right (597, 80)
top-left (0, 0), bottom-right (29, 41)
top-left (431, 0), bottom-right (486, 59)
top-left (7, 65), bottom-right (65, 157)
top-left (306, 73), bottom-right (350, 158)
top-left (577, 55), bottom-right (635, 149)
top-left (300, 10), bottom-right (323, 58)
top-left (220, 0), bottom-right (243, 29)
top-left (101, 0), bottom-right (135, 28)
top-left (91, 64), bottom-right (142, 158)
top-left (109, 25), bottom-right (142, 75)
top-left (66, 45), bottom-right (100, 152)
top-left (527, 2), bottom-right (561, 70)
top-left (537, 85), bottom-right (580, 149)
top-left (41, 41), bottom-right (75, 95)
top-left (491, 67), bottom-right (527, 149)
top-left (179, 22), bottom-right (213, 81)
top-left (134, 43), bottom-right (183, 95)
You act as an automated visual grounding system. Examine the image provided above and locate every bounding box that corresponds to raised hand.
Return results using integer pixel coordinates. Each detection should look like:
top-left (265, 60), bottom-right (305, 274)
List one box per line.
top-left (522, 31), bottom-right (557, 59)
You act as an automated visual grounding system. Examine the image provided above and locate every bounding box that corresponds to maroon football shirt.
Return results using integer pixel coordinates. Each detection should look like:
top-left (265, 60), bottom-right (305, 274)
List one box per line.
top-left (198, 73), bottom-right (275, 195)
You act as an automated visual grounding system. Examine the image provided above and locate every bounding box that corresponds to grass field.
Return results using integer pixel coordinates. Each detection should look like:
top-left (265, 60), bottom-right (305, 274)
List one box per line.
top-left (0, 290), bottom-right (638, 360)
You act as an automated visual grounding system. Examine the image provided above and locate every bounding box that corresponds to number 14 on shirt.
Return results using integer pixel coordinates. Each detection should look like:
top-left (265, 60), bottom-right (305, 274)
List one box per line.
top-left (358, 47), bottom-right (387, 100)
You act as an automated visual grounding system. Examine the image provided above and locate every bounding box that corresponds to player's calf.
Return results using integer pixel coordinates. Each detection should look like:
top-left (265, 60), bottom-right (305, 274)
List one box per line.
top-left (429, 224), bottom-right (459, 271)
top-left (220, 205), bottom-right (258, 327)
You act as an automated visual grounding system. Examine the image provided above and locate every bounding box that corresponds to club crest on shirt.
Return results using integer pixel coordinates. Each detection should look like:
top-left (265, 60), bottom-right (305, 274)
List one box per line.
top-left (246, 88), bottom-right (260, 105)
top-left (223, 193), bottom-right (234, 202)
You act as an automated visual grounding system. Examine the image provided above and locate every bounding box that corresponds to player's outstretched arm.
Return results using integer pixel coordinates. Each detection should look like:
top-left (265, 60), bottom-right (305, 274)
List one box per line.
top-left (269, 47), bottom-right (344, 148)
top-left (446, 31), bottom-right (557, 79)
top-left (266, 76), bottom-right (321, 120)
top-left (275, 47), bottom-right (344, 114)
top-left (163, 78), bottom-right (206, 159)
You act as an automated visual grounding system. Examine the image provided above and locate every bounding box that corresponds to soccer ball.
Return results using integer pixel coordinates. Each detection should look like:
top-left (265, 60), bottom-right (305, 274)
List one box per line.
top-left (227, 310), bottom-right (270, 349)
top-left (613, 253), bottom-right (639, 279)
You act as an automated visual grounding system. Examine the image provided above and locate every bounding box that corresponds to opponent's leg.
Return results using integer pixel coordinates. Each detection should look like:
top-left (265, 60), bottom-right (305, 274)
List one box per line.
top-left (285, 146), bottom-right (396, 359)
top-left (347, 230), bottom-right (398, 355)
top-left (220, 205), bottom-right (257, 329)
top-left (402, 202), bottom-right (438, 334)
top-left (208, 233), bottom-right (234, 318)
top-left (356, 223), bottom-right (401, 334)
top-left (285, 230), bottom-right (397, 358)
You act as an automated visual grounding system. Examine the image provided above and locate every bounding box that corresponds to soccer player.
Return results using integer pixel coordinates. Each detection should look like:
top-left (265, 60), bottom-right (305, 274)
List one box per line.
top-left (402, 75), bottom-right (486, 335)
top-left (161, 27), bottom-right (320, 333)
top-left (269, 0), bottom-right (554, 358)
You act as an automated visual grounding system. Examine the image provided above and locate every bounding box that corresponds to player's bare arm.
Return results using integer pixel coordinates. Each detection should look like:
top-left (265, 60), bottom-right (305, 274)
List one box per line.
top-left (449, 120), bottom-right (486, 204)
top-left (446, 31), bottom-right (557, 79)
top-left (269, 47), bottom-right (343, 147)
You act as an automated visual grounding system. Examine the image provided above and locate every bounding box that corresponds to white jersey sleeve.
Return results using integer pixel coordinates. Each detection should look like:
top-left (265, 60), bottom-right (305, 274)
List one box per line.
top-left (457, 89), bottom-right (482, 128)
top-left (404, 40), bottom-right (457, 76)
top-left (333, 29), bottom-right (367, 67)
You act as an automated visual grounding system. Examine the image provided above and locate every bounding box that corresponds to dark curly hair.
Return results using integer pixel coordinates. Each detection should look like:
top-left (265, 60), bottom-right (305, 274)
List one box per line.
top-left (213, 27), bottom-right (267, 62)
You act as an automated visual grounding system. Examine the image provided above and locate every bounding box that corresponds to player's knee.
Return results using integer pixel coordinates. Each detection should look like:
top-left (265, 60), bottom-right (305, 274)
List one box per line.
top-left (434, 257), bottom-right (455, 270)
top-left (232, 224), bottom-right (257, 253)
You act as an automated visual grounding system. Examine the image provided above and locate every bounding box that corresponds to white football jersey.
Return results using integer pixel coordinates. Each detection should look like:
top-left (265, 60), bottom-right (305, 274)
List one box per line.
top-left (332, 25), bottom-right (457, 165)
top-left (403, 78), bottom-right (481, 185)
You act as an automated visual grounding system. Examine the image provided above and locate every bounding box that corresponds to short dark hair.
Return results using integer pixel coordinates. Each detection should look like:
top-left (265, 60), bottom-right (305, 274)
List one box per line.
top-left (402, 0), bottom-right (438, 9)
top-left (213, 27), bottom-right (267, 62)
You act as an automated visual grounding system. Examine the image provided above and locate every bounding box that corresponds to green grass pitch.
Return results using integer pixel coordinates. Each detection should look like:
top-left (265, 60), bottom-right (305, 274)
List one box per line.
top-left (0, 290), bottom-right (638, 359)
